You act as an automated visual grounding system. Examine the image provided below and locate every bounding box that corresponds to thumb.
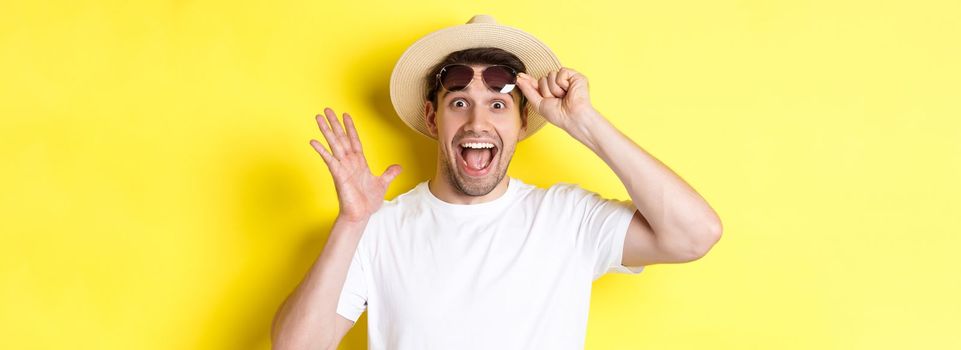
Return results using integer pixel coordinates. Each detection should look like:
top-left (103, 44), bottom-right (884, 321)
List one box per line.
top-left (380, 164), bottom-right (402, 185)
top-left (516, 73), bottom-right (543, 109)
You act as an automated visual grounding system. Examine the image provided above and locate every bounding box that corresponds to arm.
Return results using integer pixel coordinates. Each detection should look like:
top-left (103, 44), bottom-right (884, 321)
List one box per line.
top-left (271, 107), bottom-right (402, 349)
top-left (516, 69), bottom-right (722, 265)
top-left (270, 218), bottom-right (366, 350)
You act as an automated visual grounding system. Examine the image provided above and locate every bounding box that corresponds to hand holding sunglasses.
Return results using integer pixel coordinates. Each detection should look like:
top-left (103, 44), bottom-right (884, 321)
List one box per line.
top-left (515, 67), bottom-right (597, 131)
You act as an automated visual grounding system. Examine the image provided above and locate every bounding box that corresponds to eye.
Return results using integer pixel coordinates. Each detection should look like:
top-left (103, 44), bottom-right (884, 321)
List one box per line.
top-left (451, 98), bottom-right (468, 108)
top-left (492, 101), bottom-right (506, 109)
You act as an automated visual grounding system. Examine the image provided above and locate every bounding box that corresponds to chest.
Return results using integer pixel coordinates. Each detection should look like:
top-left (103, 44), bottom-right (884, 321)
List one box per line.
top-left (366, 216), bottom-right (592, 325)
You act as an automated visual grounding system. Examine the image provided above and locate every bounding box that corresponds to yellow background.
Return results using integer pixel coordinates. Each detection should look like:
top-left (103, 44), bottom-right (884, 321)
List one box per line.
top-left (2, 0), bottom-right (959, 349)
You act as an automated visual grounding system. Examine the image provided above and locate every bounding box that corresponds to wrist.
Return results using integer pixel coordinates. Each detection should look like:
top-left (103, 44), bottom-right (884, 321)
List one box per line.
top-left (563, 107), bottom-right (607, 150)
top-left (334, 213), bottom-right (370, 229)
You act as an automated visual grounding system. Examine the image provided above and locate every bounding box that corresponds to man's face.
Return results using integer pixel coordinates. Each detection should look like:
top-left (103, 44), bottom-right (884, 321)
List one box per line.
top-left (425, 64), bottom-right (527, 196)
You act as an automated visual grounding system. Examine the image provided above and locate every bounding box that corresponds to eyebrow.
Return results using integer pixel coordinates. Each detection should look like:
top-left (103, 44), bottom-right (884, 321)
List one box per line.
top-left (444, 91), bottom-right (516, 101)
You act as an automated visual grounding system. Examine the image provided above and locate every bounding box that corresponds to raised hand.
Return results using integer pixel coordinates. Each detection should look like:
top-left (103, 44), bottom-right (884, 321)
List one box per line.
top-left (310, 107), bottom-right (402, 222)
top-left (516, 67), bottom-right (596, 131)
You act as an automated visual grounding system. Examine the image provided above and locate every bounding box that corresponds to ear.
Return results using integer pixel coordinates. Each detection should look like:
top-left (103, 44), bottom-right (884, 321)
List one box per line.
top-left (424, 100), bottom-right (438, 138)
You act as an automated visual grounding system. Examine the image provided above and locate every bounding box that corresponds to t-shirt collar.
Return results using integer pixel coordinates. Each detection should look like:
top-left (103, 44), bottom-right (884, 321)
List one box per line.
top-left (420, 176), bottom-right (518, 216)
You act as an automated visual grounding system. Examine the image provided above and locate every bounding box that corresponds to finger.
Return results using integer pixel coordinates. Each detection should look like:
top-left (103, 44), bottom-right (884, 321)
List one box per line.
top-left (546, 70), bottom-right (566, 97)
top-left (516, 72), bottom-right (543, 109)
top-left (324, 108), bottom-right (354, 154)
top-left (380, 164), bottom-right (402, 185)
top-left (316, 112), bottom-right (346, 159)
top-left (524, 72), bottom-right (540, 91)
top-left (567, 68), bottom-right (588, 90)
top-left (342, 112), bottom-right (365, 157)
top-left (538, 76), bottom-right (555, 98)
top-left (309, 139), bottom-right (337, 168)
top-left (556, 68), bottom-right (574, 90)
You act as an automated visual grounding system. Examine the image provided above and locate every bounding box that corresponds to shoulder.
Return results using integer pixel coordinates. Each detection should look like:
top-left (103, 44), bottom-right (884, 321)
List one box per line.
top-left (540, 181), bottom-right (632, 211)
top-left (366, 181), bottom-right (429, 224)
top-left (544, 181), bottom-right (598, 202)
top-left (507, 179), bottom-right (602, 211)
top-left (353, 183), bottom-right (421, 249)
top-left (546, 181), bottom-right (585, 194)
top-left (510, 177), bottom-right (582, 196)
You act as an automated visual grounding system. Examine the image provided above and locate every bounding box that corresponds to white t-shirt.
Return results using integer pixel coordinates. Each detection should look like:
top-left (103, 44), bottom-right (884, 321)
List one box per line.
top-left (336, 176), bottom-right (644, 349)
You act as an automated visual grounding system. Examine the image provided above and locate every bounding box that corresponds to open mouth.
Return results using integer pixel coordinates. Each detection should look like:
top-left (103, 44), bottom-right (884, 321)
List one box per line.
top-left (456, 141), bottom-right (498, 177)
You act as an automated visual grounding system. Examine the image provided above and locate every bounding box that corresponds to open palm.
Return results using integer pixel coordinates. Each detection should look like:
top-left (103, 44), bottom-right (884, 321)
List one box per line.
top-left (310, 107), bottom-right (401, 222)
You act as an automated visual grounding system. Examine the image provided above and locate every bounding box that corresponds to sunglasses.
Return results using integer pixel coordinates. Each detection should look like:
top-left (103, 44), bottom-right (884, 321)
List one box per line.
top-left (435, 64), bottom-right (520, 94)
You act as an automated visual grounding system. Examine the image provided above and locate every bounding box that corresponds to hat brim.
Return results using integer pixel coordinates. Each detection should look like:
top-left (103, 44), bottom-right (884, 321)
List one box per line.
top-left (389, 22), bottom-right (561, 141)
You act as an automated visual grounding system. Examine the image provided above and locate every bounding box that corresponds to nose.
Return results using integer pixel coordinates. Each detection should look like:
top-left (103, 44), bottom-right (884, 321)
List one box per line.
top-left (464, 107), bottom-right (493, 133)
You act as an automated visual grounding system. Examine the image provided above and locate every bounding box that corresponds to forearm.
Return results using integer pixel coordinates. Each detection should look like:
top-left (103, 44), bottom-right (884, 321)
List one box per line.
top-left (271, 216), bottom-right (368, 349)
top-left (565, 108), bottom-right (721, 249)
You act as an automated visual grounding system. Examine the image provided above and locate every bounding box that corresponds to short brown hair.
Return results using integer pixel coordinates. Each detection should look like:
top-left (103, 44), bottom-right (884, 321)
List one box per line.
top-left (425, 47), bottom-right (528, 122)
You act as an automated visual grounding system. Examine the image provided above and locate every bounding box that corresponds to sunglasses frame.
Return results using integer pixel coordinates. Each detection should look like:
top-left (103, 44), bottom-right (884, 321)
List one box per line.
top-left (434, 64), bottom-right (520, 95)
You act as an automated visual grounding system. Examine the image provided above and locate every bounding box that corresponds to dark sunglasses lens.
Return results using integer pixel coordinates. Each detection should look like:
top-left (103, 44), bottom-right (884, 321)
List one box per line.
top-left (440, 65), bottom-right (474, 91)
top-left (484, 66), bottom-right (517, 93)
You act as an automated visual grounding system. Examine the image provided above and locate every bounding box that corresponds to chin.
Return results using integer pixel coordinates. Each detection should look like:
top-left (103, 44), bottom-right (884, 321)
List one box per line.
top-left (444, 150), bottom-right (511, 197)
top-left (452, 168), bottom-right (505, 197)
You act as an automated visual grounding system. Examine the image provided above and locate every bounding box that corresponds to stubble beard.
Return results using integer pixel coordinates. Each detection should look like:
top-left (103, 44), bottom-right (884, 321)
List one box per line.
top-left (440, 146), bottom-right (513, 197)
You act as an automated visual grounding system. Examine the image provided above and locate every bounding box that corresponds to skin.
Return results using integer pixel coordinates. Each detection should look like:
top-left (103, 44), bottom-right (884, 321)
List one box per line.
top-left (273, 62), bottom-right (723, 350)
top-left (272, 109), bottom-right (401, 350)
top-left (422, 64), bottom-right (527, 203)
top-left (513, 67), bottom-right (723, 265)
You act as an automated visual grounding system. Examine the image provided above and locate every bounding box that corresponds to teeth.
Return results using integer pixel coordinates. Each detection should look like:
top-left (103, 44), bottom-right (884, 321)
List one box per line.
top-left (460, 142), bottom-right (495, 149)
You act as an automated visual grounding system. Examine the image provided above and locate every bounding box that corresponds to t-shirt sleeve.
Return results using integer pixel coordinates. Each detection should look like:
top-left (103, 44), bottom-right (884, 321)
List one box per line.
top-left (565, 184), bottom-right (645, 280)
top-left (335, 242), bottom-right (368, 322)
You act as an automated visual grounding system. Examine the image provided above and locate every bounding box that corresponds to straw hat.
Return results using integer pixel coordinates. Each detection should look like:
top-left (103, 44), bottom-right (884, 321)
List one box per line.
top-left (389, 14), bottom-right (562, 141)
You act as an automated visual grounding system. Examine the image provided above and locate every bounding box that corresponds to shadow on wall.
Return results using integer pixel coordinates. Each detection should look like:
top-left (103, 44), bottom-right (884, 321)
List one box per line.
top-left (194, 34), bottom-right (439, 349)
top-left (352, 30), bottom-right (439, 182)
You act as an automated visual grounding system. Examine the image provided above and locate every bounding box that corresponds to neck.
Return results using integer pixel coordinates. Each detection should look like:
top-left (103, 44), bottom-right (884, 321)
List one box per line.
top-left (428, 168), bottom-right (510, 205)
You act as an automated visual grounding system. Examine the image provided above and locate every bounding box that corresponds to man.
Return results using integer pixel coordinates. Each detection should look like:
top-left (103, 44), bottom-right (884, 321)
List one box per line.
top-left (272, 15), bottom-right (722, 350)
